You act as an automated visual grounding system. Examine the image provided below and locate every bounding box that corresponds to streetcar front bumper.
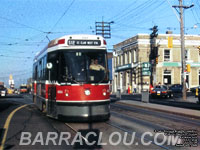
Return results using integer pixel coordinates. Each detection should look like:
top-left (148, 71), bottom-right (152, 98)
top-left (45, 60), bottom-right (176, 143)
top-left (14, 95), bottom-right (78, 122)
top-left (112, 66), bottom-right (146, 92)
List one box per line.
top-left (56, 101), bottom-right (110, 122)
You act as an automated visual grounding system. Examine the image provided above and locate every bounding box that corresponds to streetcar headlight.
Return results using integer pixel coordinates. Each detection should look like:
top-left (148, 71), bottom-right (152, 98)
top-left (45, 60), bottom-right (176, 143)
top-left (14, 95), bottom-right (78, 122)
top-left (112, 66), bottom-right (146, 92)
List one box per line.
top-left (65, 93), bottom-right (69, 97)
top-left (84, 89), bottom-right (91, 96)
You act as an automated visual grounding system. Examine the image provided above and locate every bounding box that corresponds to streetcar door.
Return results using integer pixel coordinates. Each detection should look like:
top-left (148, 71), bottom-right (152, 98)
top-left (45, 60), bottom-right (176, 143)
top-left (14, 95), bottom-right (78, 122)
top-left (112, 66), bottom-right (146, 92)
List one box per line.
top-left (48, 86), bottom-right (56, 117)
top-left (47, 51), bottom-right (58, 117)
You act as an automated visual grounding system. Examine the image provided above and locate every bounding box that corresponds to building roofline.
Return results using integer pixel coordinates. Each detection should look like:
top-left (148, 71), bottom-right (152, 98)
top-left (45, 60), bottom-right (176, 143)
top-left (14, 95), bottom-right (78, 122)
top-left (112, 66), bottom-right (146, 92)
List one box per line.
top-left (137, 33), bottom-right (200, 37)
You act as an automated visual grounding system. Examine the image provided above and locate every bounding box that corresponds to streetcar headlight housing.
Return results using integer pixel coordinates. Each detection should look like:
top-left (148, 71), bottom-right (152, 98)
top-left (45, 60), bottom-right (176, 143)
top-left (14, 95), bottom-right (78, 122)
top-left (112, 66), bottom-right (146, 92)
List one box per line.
top-left (84, 89), bottom-right (91, 96)
top-left (102, 89), bottom-right (107, 96)
top-left (65, 90), bottom-right (69, 97)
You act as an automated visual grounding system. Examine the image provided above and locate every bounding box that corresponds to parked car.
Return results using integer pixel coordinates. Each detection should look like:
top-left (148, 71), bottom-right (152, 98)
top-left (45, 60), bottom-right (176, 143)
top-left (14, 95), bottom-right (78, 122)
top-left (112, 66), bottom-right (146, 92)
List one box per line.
top-left (0, 85), bottom-right (7, 97)
top-left (190, 86), bottom-right (200, 93)
top-left (169, 84), bottom-right (182, 93)
top-left (151, 85), bottom-right (173, 98)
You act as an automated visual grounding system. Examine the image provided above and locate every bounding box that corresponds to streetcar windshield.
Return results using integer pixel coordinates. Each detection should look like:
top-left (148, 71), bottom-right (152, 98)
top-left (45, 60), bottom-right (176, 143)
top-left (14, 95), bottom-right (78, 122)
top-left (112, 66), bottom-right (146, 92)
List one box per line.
top-left (58, 50), bottom-right (108, 83)
top-left (20, 86), bottom-right (27, 89)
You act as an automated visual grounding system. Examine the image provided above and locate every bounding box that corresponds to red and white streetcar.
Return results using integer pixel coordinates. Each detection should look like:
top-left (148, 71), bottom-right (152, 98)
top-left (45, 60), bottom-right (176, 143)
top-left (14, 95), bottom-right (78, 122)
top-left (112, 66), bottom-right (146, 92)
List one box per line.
top-left (32, 34), bottom-right (110, 121)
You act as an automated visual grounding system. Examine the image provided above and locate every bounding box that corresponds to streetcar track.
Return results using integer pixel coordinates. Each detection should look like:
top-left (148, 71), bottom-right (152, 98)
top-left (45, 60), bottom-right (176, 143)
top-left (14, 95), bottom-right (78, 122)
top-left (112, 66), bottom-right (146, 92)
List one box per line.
top-left (64, 114), bottom-right (174, 150)
top-left (111, 111), bottom-right (173, 131)
top-left (111, 103), bottom-right (200, 146)
top-left (64, 123), bottom-right (90, 143)
top-left (65, 122), bottom-right (171, 149)
top-left (105, 121), bottom-right (171, 150)
top-left (112, 103), bottom-right (200, 127)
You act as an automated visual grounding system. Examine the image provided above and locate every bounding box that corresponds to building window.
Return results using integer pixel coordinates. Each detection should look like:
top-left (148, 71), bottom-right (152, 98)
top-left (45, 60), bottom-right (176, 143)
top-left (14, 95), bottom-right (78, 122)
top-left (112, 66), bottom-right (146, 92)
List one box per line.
top-left (129, 51), bottom-right (132, 63)
top-left (163, 70), bottom-right (171, 85)
top-left (133, 49), bottom-right (137, 63)
top-left (113, 57), bottom-right (117, 68)
top-left (117, 56), bottom-right (119, 65)
top-left (164, 49), bottom-right (170, 62)
top-left (121, 55), bottom-right (123, 65)
top-left (125, 52), bottom-right (127, 64)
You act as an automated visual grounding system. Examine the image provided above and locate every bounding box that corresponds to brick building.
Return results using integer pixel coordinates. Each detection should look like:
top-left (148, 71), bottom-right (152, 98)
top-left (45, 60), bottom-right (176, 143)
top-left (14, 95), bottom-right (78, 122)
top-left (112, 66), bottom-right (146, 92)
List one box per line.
top-left (112, 33), bottom-right (200, 93)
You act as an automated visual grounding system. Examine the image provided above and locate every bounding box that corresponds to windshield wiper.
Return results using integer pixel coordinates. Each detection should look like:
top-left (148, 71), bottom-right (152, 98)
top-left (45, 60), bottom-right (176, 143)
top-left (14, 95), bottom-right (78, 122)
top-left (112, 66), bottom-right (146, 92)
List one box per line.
top-left (97, 70), bottom-right (108, 84)
top-left (62, 74), bottom-right (79, 84)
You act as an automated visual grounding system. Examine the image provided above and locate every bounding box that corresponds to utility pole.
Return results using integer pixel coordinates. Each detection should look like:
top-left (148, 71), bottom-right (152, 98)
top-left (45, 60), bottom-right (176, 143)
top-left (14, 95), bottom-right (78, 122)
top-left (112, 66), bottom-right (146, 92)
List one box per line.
top-left (173, 0), bottom-right (194, 101)
top-left (95, 20), bottom-right (114, 39)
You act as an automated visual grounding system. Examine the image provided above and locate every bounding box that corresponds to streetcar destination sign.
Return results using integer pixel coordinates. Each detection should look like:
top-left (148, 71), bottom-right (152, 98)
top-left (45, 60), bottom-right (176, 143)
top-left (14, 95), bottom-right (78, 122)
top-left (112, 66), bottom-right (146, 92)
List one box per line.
top-left (68, 40), bottom-right (101, 46)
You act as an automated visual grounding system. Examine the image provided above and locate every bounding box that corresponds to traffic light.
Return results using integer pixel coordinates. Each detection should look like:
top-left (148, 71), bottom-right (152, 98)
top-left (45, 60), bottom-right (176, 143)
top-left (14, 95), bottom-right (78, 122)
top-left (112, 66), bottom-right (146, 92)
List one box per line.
top-left (156, 57), bottom-right (158, 64)
top-left (186, 64), bottom-right (191, 72)
top-left (197, 46), bottom-right (200, 55)
top-left (150, 26), bottom-right (158, 39)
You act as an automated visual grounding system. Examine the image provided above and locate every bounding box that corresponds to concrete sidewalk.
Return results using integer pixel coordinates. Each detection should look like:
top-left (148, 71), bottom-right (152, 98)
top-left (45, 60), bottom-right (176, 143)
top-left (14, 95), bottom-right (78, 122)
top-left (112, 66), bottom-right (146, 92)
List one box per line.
top-left (111, 93), bottom-right (200, 118)
top-left (117, 99), bottom-right (200, 118)
top-left (112, 92), bottom-right (199, 103)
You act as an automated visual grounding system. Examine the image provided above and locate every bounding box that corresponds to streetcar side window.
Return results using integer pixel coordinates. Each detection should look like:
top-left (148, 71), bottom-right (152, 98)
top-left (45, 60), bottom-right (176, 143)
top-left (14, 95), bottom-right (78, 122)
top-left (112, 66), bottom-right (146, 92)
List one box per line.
top-left (33, 64), bottom-right (35, 80)
top-left (43, 56), bottom-right (47, 80)
top-left (34, 65), bottom-right (38, 80)
top-left (39, 60), bottom-right (42, 79)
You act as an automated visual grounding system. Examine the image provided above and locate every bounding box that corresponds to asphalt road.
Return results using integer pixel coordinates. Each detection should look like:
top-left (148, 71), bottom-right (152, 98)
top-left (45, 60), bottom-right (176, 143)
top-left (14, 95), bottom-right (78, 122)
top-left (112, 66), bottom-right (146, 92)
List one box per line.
top-left (0, 94), bottom-right (199, 149)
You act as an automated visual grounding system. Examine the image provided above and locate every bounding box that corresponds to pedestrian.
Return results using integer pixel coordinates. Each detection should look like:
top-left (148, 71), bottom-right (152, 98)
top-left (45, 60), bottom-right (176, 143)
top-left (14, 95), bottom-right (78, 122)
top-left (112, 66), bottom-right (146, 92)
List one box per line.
top-left (198, 86), bottom-right (200, 103)
top-left (130, 84), bottom-right (132, 94)
top-left (149, 84), bottom-right (153, 94)
top-left (127, 84), bottom-right (131, 94)
top-left (133, 83), bottom-right (137, 93)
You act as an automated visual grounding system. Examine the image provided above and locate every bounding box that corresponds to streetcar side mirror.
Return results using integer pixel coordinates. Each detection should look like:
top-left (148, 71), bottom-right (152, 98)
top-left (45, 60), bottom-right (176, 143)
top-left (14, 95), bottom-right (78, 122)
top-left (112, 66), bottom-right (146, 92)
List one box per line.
top-left (47, 63), bottom-right (53, 69)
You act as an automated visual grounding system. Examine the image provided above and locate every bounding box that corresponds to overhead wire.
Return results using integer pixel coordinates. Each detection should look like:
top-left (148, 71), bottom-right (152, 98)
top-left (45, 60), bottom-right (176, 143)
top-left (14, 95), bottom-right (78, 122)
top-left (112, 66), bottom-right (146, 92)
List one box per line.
top-left (0, 16), bottom-right (45, 33)
top-left (125, 1), bottom-right (166, 26)
top-left (114, 0), bottom-right (155, 24)
top-left (110, 0), bottom-right (168, 34)
top-left (190, 0), bottom-right (200, 22)
top-left (107, 0), bottom-right (138, 21)
top-left (37, 0), bottom-right (76, 48)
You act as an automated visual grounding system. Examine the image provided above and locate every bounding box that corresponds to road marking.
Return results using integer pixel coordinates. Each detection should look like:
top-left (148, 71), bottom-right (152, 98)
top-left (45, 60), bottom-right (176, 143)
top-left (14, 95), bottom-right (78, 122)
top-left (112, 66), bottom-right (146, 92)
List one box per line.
top-left (0, 104), bottom-right (28, 150)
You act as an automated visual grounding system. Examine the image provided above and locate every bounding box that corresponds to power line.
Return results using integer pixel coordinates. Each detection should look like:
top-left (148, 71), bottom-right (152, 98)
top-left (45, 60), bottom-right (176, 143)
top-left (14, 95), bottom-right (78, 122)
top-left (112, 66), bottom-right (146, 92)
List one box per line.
top-left (0, 16), bottom-right (45, 33)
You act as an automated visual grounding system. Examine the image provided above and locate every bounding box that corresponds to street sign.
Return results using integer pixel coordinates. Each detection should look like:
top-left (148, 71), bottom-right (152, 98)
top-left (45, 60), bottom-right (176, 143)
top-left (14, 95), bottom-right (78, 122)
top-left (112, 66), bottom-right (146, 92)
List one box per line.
top-left (142, 62), bottom-right (151, 76)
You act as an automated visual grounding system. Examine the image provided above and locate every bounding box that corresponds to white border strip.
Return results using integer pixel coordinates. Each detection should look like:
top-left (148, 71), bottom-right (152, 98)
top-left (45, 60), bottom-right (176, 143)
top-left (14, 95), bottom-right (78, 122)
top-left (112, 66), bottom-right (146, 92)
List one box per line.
top-left (56, 99), bottom-right (110, 103)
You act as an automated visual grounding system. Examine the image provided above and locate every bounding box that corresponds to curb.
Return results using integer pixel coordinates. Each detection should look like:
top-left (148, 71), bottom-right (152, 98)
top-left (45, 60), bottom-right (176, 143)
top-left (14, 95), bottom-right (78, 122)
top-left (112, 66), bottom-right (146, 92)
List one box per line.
top-left (117, 100), bottom-right (200, 119)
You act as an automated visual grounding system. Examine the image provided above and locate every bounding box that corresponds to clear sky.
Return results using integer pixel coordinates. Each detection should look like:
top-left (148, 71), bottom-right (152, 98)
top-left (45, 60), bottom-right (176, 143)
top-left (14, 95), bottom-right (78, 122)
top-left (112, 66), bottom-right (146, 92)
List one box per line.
top-left (0, 0), bottom-right (200, 88)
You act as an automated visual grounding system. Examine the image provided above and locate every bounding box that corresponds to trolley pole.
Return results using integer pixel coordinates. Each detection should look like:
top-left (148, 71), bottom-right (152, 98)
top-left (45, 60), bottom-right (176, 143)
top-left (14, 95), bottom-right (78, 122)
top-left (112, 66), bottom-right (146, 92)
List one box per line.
top-left (173, 0), bottom-right (194, 101)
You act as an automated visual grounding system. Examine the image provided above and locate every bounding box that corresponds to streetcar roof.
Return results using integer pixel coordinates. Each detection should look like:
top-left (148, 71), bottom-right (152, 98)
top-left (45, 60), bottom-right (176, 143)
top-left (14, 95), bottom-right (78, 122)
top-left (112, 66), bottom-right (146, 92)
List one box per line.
top-left (34, 34), bottom-right (107, 61)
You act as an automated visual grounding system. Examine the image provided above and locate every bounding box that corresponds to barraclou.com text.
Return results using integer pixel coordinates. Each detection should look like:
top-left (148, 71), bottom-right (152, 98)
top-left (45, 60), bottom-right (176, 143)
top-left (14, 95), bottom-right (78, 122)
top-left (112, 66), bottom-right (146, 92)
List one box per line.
top-left (19, 131), bottom-right (183, 146)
